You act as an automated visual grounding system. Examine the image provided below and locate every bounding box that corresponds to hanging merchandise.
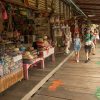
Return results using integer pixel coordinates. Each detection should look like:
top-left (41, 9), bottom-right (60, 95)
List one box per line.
top-left (28, 0), bottom-right (36, 7)
top-left (19, 8), bottom-right (28, 16)
top-left (38, 0), bottom-right (46, 10)
top-left (47, 0), bottom-right (53, 12)
top-left (1, 2), bottom-right (8, 20)
top-left (58, 29), bottom-right (63, 36)
top-left (60, 1), bottom-right (64, 16)
top-left (55, 0), bottom-right (60, 13)
top-left (2, 8), bottom-right (8, 20)
top-left (24, 0), bottom-right (29, 6)
top-left (55, 16), bottom-right (60, 24)
top-left (50, 16), bottom-right (55, 24)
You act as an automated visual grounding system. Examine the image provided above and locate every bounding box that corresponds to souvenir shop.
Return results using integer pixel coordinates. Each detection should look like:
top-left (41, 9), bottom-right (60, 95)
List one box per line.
top-left (0, 0), bottom-right (75, 93)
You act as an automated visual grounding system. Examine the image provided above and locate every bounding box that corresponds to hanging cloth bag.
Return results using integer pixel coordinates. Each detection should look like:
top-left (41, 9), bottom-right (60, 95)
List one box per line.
top-left (1, 3), bottom-right (8, 20)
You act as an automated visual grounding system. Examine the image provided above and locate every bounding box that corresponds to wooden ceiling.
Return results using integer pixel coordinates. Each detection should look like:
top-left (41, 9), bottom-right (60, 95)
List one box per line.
top-left (74, 0), bottom-right (100, 23)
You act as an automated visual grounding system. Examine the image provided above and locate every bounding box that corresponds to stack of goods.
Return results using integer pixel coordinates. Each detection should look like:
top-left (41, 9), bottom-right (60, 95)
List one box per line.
top-left (28, 47), bottom-right (38, 59)
top-left (36, 36), bottom-right (44, 51)
top-left (36, 36), bottom-right (52, 51)
top-left (43, 36), bottom-right (52, 50)
top-left (9, 48), bottom-right (22, 72)
top-left (0, 48), bottom-right (23, 77)
top-left (23, 47), bottom-right (38, 64)
top-left (3, 55), bottom-right (12, 75)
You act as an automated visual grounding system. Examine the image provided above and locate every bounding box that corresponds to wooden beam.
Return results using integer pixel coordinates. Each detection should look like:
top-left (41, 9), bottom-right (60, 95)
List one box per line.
top-left (91, 21), bottom-right (100, 24)
top-left (76, 3), bottom-right (100, 6)
top-left (82, 9), bottom-right (100, 12)
top-left (84, 12), bottom-right (100, 15)
top-left (85, 12), bottom-right (100, 15)
top-left (80, 8), bottom-right (100, 10)
top-left (88, 17), bottom-right (100, 19)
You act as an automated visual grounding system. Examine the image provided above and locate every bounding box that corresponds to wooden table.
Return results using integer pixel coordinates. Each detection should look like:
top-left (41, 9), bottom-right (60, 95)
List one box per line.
top-left (23, 57), bottom-right (44, 80)
top-left (39, 47), bottom-right (55, 62)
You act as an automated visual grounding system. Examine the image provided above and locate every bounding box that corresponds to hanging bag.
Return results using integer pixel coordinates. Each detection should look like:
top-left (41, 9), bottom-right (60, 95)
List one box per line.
top-left (1, 3), bottom-right (8, 20)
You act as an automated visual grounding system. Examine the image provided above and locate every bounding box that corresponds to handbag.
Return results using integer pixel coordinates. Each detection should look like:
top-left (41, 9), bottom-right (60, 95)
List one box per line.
top-left (96, 34), bottom-right (99, 40)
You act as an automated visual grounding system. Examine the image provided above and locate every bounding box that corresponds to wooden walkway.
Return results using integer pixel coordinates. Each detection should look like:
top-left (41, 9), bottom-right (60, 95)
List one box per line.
top-left (0, 51), bottom-right (73, 100)
top-left (30, 45), bottom-right (100, 100)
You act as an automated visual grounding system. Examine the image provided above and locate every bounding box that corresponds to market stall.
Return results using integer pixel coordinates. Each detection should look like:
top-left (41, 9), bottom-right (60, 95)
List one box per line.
top-left (0, 44), bottom-right (23, 93)
top-left (0, 0), bottom-right (71, 92)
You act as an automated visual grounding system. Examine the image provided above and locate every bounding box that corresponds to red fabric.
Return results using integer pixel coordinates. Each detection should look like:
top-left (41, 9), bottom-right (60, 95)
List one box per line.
top-left (2, 8), bottom-right (8, 20)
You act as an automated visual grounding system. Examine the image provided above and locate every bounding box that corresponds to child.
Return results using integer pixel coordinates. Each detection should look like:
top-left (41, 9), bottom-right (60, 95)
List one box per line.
top-left (74, 34), bottom-right (81, 62)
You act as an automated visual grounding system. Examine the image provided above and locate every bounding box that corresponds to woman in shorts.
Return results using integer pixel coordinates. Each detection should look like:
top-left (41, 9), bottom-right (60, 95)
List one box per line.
top-left (84, 30), bottom-right (93, 63)
top-left (74, 34), bottom-right (81, 63)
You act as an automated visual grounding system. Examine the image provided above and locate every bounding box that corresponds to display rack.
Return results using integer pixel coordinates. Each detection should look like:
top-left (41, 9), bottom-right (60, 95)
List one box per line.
top-left (0, 43), bottom-right (24, 93)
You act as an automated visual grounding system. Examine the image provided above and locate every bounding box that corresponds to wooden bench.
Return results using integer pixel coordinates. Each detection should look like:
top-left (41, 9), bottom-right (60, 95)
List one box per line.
top-left (23, 57), bottom-right (44, 80)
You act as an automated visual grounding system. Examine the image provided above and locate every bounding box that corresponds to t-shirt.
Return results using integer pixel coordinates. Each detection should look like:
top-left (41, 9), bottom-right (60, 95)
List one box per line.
top-left (84, 33), bottom-right (93, 45)
top-left (84, 33), bottom-right (92, 42)
top-left (74, 38), bottom-right (81, 46)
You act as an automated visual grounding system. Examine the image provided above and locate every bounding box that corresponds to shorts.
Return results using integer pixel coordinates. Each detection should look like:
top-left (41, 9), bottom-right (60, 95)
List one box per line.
top-left (74, 45), bottom-right (81, 52)
top-left (84, 45), bottom-right (91, 53)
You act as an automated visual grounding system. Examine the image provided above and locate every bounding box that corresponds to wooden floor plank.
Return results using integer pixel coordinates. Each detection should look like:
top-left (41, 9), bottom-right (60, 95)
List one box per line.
top-left (31, 45), bottom-right (100, 100)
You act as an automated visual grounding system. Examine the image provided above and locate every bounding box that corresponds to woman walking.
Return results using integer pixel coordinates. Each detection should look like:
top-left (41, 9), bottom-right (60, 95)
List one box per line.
top-left (74, 34), bottom-right (81, 63)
